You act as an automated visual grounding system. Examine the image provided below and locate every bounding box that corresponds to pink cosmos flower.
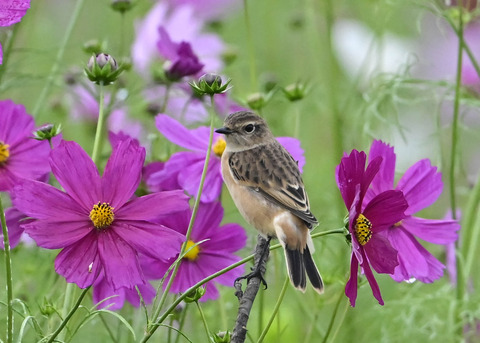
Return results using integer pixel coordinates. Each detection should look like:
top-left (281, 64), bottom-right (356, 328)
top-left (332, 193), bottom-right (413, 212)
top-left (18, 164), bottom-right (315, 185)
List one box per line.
top-left (0, 0), bottom-right (31, 64)
top-left (365, 140), bottom-right (460, 283)
top-left (132, 2), bottom-right (224, 77)
top-left (12, 139), bottom-right (190, 290)
top-left (142, 201), bottom-right (246, 301)
top-left (150, 114), bottom-right (306, 202)
top-left (0, 99), bottom-right (51, 192)
top-left (336, 149), bottom-right (408, 306)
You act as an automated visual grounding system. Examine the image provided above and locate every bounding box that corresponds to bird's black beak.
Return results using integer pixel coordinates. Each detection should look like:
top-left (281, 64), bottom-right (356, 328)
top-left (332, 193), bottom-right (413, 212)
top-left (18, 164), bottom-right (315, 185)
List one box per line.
top-left (215, 127), bottom-right (233, 135)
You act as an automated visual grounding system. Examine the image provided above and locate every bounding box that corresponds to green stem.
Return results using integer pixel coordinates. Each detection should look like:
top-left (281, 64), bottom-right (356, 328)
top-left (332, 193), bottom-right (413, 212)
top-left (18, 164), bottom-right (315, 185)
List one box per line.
top-left (91, 83), bottom-right (106, 165)
top-left (160, 83), bottom-right (172, 113)
top-left (58, 283), bottom-right (75, 341)
top-left (0, 25), bottom-right (20, 87)
top-left (243, 0), bottom-right (258, 90)
top-left (149, 96), bottom-right (216, 331)
top-left (139, 228), bottom-right (344, 343)
top-left (257, 276), bottom-right (289, 343)
top-left (321, 288), bottom-right (345, 343)
top-left (32, 0), bottom-right (85, 118)
top-left (45, 286), bottom-right (90, 343)
top-left (450, 7), bottom-right (464, 341)
top-left (173, 304), bottom-right (189, 343)
top-left (196, 301), bottom-right (212, 343)
top-left (1, 197), bottom-right (13, 343)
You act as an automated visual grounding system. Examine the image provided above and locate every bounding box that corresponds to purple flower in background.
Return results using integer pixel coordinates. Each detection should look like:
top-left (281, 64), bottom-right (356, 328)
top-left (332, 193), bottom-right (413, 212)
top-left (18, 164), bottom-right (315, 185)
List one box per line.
top-left (158, 28), bottom-right (204, 80)
top-left (150, 114), bottom-right (306, 202)
top-left (0, 0), bottom-right (31, 64)
top-left (132, 2), bottom-right (224, 77)
top-left (143, 201), bottom-right (246, 300)
top-left (365, 140), bottom-right (460, 283)
top-left (13, 139), bottom-right (190, 290)
top-left (93, 272), bottom-right (156, 310)
top-left (336, 149), bottom-right (408, 306)
top-left (0, 100), bottom-right (51, 192)
top-left (0, 207), bottom-right (32, 249)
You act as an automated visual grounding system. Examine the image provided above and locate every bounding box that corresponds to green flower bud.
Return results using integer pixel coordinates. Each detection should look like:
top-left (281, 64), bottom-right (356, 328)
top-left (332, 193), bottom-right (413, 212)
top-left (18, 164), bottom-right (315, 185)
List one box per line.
top-left (111, 0), bottom-right (133, 13)
top-left (213, 331), bottom-right (231, 343)
top-left (33, 123), bottom-right (62, 141)
top-left (246, 92), bottom-right (272, 111)
top-left (39, 297), bottom-right (56, 317)
top-left (183, 287), bottom-right (206, 303)
top-left (190, 73), bottom-right (232, 96)
top-left (85, 53), bottom-right (125, 85)
top-left (83, 40), bottom-right (106, 55)
top-left (222, 47), bottom-right (238, 66)
top-left (282, 82), bottom-right (309, 102)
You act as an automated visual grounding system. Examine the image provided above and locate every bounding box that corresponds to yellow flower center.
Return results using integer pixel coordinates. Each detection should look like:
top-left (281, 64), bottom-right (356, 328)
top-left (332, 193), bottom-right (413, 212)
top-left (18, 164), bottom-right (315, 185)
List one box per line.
top-left (0, 141), bottom-right (10, 164)
top-left (354, 213), bottom-right (372, 246)
top-left (212, 138), bottom-right (226, 157)
top-left (89, 202), bottom-right (114, 229)
top-left (184, 240), bottom-right (200, 261)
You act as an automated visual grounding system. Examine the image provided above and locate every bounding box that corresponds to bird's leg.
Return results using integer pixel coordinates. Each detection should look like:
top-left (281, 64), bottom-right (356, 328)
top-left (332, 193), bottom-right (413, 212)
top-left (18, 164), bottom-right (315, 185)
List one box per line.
top-left (234, 236), bottom-right (271, 297)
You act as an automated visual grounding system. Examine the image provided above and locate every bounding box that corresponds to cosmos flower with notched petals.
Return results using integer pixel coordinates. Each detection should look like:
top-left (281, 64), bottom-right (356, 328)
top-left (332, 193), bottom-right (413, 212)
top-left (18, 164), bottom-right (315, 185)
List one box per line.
top-left (142, 201), bottom-right (246, 300)
top-left (365, 140), bottom-right (460, 283)
top-left (12, 139), bottom-right (190, 290)
top-left (336, 149), bottom-right (408, 306)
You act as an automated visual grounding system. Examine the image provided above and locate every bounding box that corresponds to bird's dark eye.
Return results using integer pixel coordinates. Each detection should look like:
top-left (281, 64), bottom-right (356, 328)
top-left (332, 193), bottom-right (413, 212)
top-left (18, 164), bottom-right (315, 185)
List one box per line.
top-left (244, 124), bottom-right (255, 133)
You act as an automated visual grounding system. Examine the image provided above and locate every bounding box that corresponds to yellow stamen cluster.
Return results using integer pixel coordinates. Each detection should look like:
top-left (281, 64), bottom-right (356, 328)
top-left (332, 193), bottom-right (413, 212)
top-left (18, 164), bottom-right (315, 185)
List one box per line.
top-left (0, 141), bottom-right (10, 164)
top-left (355, 213), bottom-right (372, 246)
top-left (89, 202), bottom-right (114, 229)
top-left (184, 240), bottom-right (200, 261)
top-left (212, 138), bottom-right (226, 157)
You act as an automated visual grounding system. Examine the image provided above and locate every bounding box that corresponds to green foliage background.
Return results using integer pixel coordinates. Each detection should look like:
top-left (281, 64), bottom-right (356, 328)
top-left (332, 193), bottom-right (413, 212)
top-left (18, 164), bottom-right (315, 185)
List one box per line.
top-left (1, 0), bottom-right (480, 342)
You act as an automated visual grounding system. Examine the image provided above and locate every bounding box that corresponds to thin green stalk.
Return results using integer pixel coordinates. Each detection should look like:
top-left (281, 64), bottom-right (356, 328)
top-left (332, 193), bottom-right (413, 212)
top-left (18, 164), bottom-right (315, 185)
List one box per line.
top-left (173, 304), bottom-right (189, 343)
top-left (140, 228), bottom-right (344, 343)
top-left (450, 7), bottom-right (464, 337)
top-left (91, 83), bottom-right (106, 164)
top-left (257, 276), bottom-right (289, 343)
top-left (0, 25), bottom-right (20, 86)
top-left (149, 96), bottom-right (217, 330)
top-left (45, 286), bottom-right (90, 343)
top-left (32, 0), bottom-right (85, 118)
top-left (321, 288), bottom-right (345, 343)
top-left (196, 301), bottom-right (212, 343)
top-left (1, 197), bottom-right (13, 343)
top-left (329, 295), bottom-right (350, 343)
top-left (243, 0), bottom-right (258, 90)
top-left (160, 83), bottom-right (172, 113)
top-left (58, 283), bottom-right (75, 341)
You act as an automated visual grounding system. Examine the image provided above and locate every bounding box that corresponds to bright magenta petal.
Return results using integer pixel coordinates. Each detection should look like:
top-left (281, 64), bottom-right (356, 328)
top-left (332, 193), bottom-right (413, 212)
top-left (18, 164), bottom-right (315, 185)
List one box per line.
top-left (97, 229), bottom-right (144, 290)
top-left (360, 250), bottom-right (384, 305)
top-left (345, 254), bottom-right (359, 307)
top-left (102, 139), bottom-right (145, 208)
top-left (0, 0), bottom-right (30, 26)
top-left (363, 232), bottom-right (398, 274)
top-left (400, 216), bottom-right (459, 244)
top-left (55, 231), bottom-right (102, 288)
top-left (396, 159), bottom-right (443, 215)
top-left (367, 140), bottom-right (395, 195)
top-left (115, 190), bottom-right (190, 221)
top-left (12, 180), bottom-right (87, 222)
top-left (50, 141), bottom-right (101, 211)
top-left (363, 190), bottom-right (407, 232)
top-left (155, 114), bottom-right (211, 151)
top-left (24, 221), bottom-right (92, 249)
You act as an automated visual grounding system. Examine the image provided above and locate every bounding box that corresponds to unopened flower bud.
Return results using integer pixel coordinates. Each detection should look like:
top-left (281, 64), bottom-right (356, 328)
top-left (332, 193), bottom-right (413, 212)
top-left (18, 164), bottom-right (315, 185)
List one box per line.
top-left (85, 53), bottom-right (124, 85)
top-left (246, 92), bottom-right (268, 110)
top-left (83, 40), bottom-right (105, 55)
top-left (222, 47), bottom-right (238, 66)
top-left (33, 123), bottom-right (62, 141)
top-left (213, 331), bottom-right (231, 343)
top-left (111, 0), bottom-right (133, 13)
top-left (39, 297), bottom-right (56, 317)
top-left (183, 287), bottom-right (206, 303)
top-left (282, 82), bottom-right (309, 102)
top-left (190, 73), bottom-right (231, 96)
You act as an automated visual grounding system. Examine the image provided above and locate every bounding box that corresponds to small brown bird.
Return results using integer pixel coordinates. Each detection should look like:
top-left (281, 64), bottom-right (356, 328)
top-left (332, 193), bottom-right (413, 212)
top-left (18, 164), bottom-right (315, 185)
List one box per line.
top-left (215, 111), bottom-right (323, 294)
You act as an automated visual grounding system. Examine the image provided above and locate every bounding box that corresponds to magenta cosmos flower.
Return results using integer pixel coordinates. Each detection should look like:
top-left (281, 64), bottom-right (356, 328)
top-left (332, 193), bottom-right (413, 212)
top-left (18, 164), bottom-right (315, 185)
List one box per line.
top-left (365, 140), bottom-right (460, 283)
top-left (142, 201), bottom-right (246, 300)
top-left (0, 99), bottom-right (51, 191)
top-left (132, 2), bottom-right (224, 77)
top-left (336, 149), bottom-right (408, 306)
top-left (158, 28), bottom-right (204, 81)
top-left (12, 139), bottom-right (190, 290)
top-left (0, 207), bottom-right (32, 249)
top-left (150, 114), bottom-right (306, 202)
top-left (0, 0), bottom-right (31, 64)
